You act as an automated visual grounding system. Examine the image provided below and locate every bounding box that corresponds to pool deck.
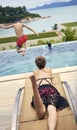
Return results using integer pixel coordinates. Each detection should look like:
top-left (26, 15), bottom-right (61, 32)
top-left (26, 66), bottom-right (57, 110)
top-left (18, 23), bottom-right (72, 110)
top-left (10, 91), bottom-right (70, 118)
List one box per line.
top-left (0, 66), bottom-right (77, 130)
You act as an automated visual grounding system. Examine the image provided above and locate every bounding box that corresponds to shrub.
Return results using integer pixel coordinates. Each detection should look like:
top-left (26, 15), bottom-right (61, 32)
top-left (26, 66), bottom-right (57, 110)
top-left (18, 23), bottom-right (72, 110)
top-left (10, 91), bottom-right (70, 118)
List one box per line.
top-left (62, 27), bottom-right (77, 41)
top-left (1, 47), bottom-right (6, 50)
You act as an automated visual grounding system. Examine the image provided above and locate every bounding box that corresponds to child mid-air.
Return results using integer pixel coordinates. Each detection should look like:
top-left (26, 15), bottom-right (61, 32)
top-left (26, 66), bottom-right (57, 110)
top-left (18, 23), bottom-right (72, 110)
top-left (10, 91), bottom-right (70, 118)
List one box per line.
top-left (0, 20), bottom-right (39, 56)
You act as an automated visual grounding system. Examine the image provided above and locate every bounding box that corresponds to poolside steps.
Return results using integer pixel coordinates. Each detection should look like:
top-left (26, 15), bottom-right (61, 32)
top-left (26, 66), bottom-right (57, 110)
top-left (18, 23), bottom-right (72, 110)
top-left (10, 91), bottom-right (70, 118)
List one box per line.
top-left (19, 74), bottom-right (77, 130)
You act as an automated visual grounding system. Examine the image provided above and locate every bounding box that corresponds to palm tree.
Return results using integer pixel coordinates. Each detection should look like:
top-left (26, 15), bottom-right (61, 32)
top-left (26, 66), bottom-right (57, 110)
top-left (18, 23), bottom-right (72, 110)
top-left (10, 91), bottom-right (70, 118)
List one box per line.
top-left (52, 23), bottom-right (58, 30)
top-left (61, 27), bottom-right (77, 41)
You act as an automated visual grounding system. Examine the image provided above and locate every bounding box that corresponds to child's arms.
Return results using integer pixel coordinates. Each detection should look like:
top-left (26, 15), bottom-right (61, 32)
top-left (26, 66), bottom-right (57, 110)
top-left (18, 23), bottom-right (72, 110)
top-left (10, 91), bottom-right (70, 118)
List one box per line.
top-left (23, 24), bottom-right (39, 37)
top-left (0, 24), bottom-right (14, 29)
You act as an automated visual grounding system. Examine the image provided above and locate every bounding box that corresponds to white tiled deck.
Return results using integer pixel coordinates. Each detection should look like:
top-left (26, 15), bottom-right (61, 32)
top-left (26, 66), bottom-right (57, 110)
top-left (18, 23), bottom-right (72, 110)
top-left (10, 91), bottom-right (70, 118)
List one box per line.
top-left (0, 66), bottom-right (77, 130)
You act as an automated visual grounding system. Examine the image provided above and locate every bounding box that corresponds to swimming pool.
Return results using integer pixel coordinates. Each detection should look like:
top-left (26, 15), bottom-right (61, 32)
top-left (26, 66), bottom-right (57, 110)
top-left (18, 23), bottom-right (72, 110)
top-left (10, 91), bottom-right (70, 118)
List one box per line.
top-left (0, 41), bottom-right (77, 76)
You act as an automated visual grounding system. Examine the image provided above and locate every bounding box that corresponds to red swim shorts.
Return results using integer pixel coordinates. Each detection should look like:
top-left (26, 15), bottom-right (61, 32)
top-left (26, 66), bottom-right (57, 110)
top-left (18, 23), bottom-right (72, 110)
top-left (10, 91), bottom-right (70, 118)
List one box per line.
top-left (16, 35), bottom-right (28, 47)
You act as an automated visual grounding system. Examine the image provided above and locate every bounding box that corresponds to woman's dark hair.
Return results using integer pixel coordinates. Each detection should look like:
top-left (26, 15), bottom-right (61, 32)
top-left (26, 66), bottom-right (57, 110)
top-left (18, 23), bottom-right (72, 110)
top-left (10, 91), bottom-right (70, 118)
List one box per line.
top-left (35, 56), bottom-right (46, 69)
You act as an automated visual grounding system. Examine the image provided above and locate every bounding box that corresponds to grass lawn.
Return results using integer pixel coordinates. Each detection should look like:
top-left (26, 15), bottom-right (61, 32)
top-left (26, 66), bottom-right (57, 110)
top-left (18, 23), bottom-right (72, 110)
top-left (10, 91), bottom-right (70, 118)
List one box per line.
top-left (0, 31), bottom-right (57, 44)
top-left (0, 21), bottom-right (77, 45)
top-left (62, 22), bottom-right (77, 27)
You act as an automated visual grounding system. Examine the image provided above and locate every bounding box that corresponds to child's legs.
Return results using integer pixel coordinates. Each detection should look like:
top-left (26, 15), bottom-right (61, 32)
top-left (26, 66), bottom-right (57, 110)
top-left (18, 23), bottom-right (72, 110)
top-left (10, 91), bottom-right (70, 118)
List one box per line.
top-left (16, 45), bottom-right (22, 52)
top-left (30, 75), bottom-right (46, 119)
top-left (23, 42), bottom-right (26, 49)
top-left (17, 48), bottom-right (22, 53)
top-left (16, 46), bottom-right (25, 56)
top-left (47, 105), bottom-right (57, 130)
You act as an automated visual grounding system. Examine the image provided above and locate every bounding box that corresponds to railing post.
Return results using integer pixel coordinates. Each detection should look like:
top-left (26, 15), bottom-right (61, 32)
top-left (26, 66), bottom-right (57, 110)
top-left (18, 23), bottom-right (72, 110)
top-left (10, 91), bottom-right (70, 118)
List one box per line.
top-left (11, 87), bottom-right (25, 130)
top-left (62, 81), bottom-right (77, 124)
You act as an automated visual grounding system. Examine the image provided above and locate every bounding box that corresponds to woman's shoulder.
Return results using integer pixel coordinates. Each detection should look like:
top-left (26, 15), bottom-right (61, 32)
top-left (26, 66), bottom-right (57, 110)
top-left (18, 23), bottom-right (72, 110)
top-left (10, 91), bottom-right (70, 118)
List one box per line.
top-left (34, 68), bottom-right (51, 72)
top-left (44, 68), bottom-right (52, 77)
top-left (33, 69), bottom-right (38, 73)
top-left (45, 68), bottom-right (51, 71)
top-left (33, 69), bottom-right (39, 76)
top-left (33, 68), bottom-right (52, 76)
top-left (43, 68), bottom-right (52, 73)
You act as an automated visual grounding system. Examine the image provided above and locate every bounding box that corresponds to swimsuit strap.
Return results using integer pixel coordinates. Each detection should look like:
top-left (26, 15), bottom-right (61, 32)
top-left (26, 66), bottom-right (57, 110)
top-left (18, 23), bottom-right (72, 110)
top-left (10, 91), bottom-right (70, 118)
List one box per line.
top-left (36, 77), bottom-right (52, 86)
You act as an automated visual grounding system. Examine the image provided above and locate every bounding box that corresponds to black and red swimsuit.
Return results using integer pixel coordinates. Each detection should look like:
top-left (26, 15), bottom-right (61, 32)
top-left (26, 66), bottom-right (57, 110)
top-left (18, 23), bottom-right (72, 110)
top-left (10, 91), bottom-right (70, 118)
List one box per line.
top-left (31, 78), bottom-right (69, 110)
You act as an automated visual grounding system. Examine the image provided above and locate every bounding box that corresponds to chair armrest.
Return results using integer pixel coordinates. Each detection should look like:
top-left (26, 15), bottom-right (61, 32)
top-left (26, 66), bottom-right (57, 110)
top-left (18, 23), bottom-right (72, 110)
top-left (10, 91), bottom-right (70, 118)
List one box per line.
top-left (11, 87), bottom-right (25, 130)
top-left (62, 81), bottom-right (77, 124)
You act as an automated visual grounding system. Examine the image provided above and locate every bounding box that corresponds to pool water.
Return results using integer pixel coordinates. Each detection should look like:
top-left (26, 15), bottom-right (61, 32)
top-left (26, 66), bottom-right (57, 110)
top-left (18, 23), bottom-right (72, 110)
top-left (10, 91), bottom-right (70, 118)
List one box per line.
top-left (0, 41), bottom-right (77, 76)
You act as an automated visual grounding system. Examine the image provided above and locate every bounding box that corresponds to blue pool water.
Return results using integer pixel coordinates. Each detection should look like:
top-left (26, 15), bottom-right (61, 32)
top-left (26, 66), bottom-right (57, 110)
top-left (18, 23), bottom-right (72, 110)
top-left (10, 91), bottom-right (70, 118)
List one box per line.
top-left (0, 41), bottom-right (77, 76)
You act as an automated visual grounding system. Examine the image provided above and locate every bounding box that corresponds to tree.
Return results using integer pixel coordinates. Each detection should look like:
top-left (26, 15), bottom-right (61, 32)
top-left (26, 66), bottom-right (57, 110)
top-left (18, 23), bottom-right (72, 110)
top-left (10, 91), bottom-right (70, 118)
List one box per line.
top-left (22, 6), bottom-right (27, 12)
top-left (0, 6), bottom-right (40, 23)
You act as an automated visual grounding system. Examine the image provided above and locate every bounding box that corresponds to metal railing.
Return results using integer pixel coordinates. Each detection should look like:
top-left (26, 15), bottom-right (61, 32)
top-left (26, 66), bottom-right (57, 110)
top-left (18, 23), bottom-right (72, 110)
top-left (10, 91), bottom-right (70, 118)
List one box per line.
top-left (63, 81), bottom-right (77, 124)
top-left (11, 87), bottom-right (25, 130)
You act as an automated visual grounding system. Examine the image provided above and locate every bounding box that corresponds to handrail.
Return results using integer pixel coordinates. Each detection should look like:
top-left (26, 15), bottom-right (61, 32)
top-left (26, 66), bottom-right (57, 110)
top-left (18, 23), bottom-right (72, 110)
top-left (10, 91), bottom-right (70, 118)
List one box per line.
top-left (62, 81), bottom-right (77, 124)
top-left (11, 87), bottom-right (25, 130)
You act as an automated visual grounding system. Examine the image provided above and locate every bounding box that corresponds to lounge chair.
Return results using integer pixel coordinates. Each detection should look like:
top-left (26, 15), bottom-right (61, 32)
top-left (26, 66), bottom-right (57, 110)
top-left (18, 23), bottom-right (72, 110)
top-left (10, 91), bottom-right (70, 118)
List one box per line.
top-left (11, 74), bottom-right (77, 130)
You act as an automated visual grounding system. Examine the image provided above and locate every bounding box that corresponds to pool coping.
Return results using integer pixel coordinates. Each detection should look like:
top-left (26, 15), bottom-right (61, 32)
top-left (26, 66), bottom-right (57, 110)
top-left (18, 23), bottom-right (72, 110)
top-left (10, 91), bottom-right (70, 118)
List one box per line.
top-left (0, 65), bottom-right (77, 82)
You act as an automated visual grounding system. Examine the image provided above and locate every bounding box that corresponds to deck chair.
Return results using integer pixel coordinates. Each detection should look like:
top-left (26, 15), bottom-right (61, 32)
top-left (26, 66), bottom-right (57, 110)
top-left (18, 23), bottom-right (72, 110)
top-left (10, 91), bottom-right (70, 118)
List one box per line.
top-left (11, 74), bottom-right (77, 130)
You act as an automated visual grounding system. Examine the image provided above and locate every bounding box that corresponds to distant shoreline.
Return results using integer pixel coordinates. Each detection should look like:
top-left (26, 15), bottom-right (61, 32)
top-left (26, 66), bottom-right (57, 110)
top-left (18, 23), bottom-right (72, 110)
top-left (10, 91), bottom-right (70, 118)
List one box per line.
top-left (0, 16), bottom-right (51, 25)
top-left (20, 16), bottom-right (51, 23)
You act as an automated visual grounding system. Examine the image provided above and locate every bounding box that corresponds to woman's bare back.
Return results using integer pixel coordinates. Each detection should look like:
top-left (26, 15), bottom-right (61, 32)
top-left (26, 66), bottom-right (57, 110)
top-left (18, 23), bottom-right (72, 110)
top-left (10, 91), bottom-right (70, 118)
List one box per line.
top-left (33, 68), bottom-right (52, 86)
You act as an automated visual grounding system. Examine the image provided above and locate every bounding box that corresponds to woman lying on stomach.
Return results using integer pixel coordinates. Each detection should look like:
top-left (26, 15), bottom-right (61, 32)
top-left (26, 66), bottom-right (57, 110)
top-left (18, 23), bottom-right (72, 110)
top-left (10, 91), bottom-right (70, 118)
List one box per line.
top-left (30, 56), bottom-right (69, 130)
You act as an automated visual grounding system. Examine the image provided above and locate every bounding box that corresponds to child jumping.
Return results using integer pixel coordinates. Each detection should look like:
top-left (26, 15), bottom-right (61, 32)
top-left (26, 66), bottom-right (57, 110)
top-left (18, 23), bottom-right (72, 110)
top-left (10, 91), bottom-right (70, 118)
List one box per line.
top-left (0, 20), bottom-right (39, 56)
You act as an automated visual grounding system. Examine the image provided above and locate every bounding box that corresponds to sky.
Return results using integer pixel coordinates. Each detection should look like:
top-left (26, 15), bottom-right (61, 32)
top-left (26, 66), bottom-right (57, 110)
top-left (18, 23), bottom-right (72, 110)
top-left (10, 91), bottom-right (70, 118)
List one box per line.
top-left (0, 0), bottom-right (72, 9)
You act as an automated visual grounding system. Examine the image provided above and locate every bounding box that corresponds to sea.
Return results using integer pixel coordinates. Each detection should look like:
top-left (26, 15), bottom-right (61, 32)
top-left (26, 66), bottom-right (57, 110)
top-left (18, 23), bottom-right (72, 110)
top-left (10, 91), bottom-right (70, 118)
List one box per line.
top-left (0, 5), bottom-right (77, 38)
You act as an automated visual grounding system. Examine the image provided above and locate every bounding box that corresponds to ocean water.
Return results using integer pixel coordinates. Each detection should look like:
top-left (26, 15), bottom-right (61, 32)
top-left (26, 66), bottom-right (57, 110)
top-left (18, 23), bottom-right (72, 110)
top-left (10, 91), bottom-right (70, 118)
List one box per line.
top-left (0, 5), bottom-right (77, 38)
top-left (0, 41), bottom-right (77, 76)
